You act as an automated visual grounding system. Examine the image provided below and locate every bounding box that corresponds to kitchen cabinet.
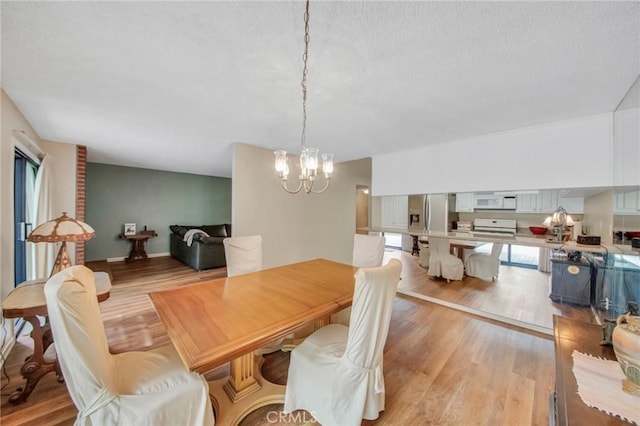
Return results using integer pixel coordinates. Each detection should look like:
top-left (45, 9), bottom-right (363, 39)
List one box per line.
top-left (516, 194), bottom-right (538, 212)
top-left (557, 197), bottom-right (584, 214)
top-left (550, 257), bottom-right (600, 306)
top-left (516, 190), bottom-right (560, 213)
top-left (539, 190), bottom-right (559, 212)
top-left (614, 189), bottom-right (640, 214)
top-left (381, 196), bottom-right (408, 228)
top-left (455, 193), bottom-right (474, 212)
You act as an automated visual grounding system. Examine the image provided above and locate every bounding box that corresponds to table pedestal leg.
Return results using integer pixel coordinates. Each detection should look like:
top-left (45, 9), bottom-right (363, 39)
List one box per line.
top-left (223, 353), bottom-right (261, 402)
top-left (9, 315), bottom-right (63, 404)
top-left (126, 239), bottom-right (149, 262)
top-left (209, 355), bottom-right (285, 426)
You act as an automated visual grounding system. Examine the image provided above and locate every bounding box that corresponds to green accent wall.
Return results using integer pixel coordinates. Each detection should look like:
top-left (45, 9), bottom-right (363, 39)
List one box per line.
top-left (85, 163), bottom-right (231, 262)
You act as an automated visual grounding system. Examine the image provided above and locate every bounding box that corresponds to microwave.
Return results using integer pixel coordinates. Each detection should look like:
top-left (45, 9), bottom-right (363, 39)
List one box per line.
top-left (473, 195), bottom-right (517, 210)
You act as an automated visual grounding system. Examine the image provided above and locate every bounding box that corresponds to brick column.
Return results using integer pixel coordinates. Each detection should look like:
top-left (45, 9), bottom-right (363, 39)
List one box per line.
top-left (75, 145), bottom-right (87, 265)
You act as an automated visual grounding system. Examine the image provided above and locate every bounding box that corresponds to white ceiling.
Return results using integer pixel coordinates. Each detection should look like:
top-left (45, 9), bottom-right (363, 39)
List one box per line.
top-left (2, 1), bottom-right (639, 177)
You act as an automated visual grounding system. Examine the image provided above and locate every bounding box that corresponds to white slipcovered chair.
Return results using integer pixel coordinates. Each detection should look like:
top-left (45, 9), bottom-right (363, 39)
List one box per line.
top-left (44, 265), bottom-right (214, 426)
top-left (427, 237), bottom-right (464, 282)
top-left (283, 259), bottom-right (403, 426)
top-left (223, 235), bottom-right (262, 277)
top-left (352, 234), bottom-right (386, 268)
top-left (465, 242), bottom-right (504, 281)
top-left (223, 235), bottom-right (288, 354)
top-left (418, 240), bottom-right (430, 268)
top-left (333, 234), bottom-right (387, 326)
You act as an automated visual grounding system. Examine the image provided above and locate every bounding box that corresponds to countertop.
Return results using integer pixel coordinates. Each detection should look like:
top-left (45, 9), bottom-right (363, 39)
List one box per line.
top-left (368, 227), bottom-right (639, 254)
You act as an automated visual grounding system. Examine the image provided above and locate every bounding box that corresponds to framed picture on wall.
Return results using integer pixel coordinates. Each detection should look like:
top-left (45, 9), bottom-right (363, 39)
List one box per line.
top-left (124, 223), bottom-right (136, 236)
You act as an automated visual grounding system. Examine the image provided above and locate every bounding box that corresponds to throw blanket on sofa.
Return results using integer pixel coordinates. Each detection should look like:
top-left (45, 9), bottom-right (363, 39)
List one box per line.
top-left (183, 229), bottom-right (210, 247)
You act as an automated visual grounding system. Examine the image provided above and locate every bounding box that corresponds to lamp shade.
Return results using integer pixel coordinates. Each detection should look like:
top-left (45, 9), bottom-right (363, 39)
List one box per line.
top-left (28, 212), bottom-right (95, 243)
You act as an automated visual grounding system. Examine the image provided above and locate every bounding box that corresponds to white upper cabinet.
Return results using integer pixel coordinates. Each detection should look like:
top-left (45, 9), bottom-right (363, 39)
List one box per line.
top-left (455, 193), bottom-right (474, 212)
top-left (614, 189), bottom-right (640, 214)
top-left (516, 190), bottom-right (562, 213)
top-left (516, 194), bottom-right (540, 212)
top-left (538, 190), bottom-right (559, 212)
top-left (557, 197), bottom-right (584, 214)
top-left (381, 195), bottom-right (408, 228)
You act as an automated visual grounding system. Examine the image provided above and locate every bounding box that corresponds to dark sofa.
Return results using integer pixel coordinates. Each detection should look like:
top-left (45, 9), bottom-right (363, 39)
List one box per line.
top-left (169, 224), bottom-right (231, 270)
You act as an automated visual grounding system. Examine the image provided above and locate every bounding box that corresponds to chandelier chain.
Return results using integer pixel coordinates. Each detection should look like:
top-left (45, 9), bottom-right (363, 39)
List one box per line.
top-left (273, 0), bottom-right (332, 194)
top-left (300, 0), bottom-right (310, 150)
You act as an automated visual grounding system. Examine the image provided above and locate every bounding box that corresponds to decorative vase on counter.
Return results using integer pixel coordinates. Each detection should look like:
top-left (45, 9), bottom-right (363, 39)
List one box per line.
top-left (612, 312), bottom-right (640, 396)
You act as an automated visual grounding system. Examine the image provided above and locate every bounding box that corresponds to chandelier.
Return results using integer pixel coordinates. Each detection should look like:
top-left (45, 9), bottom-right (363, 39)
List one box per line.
top-left (274, 0), bottom-right (333, 194)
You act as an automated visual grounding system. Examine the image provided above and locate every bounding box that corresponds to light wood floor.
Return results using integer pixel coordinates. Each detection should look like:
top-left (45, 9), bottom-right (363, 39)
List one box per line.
top-left (388, 249), bottom-right (594, 332)
top-left (1, 256), bottom-right (556, 425)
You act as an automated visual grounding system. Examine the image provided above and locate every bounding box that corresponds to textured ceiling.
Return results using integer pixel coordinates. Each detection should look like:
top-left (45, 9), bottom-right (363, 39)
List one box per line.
top-left (2, 1), bottom-right (639, 177)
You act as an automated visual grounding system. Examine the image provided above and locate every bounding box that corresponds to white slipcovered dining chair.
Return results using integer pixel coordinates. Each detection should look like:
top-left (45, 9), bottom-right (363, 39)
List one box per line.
top-left (283, 259), bottom-right (402, 426)
top-left (418, 240), bottom-right (430, 268)
top-left (352, 234), bottom-right (386, 268)
top-left (333, 234), bottom-right (387, 326)
top-left (44, 266), bottom-right (214, 426)
top-left (223, 235), bottom-right (262, 277)
top-left (223, 235), bottom-right (288, 354)
top-left (427, 237), bottom-right (464, 282)
top-left (465, 242), bottom-right (504, 281)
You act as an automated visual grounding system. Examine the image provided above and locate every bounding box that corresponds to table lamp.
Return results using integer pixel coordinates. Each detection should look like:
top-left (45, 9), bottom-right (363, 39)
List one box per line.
top-left (543, 206), bottom-right (575, 242)
top-left (27, 212), bottom-right (95, 277)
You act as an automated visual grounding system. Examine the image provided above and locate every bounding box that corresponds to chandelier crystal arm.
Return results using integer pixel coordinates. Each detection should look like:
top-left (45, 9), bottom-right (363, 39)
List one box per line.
top-left (306, 177), bottom-right (331, 194)
top-left (281, 179), bottom-right (305, 194)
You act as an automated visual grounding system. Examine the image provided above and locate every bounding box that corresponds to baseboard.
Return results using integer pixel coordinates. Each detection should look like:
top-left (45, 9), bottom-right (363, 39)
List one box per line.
top-left (397, 288), bottom-right (553, 336)
top-left (107, 252), bottom-right (170, 263)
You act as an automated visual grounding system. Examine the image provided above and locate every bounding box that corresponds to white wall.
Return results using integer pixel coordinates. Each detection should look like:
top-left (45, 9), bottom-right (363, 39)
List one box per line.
top-left (1, 89), bottom-right (44, 358)
top-left (613, 75), bottom-right (640, 187)
top-left (372, 113), bottom-right (613, 196)
top-left (232, 143), bottom-right (372, 268)
top-left (583, 189), bottom-right (614, 245)
top-left (1, 90), bottom-right (78, 362)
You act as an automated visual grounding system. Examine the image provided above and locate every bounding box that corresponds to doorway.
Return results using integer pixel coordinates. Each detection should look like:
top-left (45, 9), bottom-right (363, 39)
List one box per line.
top-left (355, 186), bottom-right (370, 235)
top-left (14, 149), bottom-right (38, 285)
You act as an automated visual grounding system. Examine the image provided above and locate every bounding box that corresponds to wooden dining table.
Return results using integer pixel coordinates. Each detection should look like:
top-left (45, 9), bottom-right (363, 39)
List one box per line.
top-left (148, 258), bottom-right (358, 425)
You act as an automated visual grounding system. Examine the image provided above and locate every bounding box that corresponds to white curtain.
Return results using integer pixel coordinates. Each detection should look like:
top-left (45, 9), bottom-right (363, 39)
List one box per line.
top-left (538, 247), bottom-right (552, 272)
top-left (25, 162), bottom-right (37, 280)
top-left (32, 155), bottom-right (56, 279)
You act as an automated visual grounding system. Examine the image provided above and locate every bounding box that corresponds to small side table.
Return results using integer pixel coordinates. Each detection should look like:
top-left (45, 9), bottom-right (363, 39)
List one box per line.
top-left (410, 235), bottom-right (420, 256)
top-left (122, 231), bottom-right (157, 262)
top-left (1, 272), bottom-right (111, 404)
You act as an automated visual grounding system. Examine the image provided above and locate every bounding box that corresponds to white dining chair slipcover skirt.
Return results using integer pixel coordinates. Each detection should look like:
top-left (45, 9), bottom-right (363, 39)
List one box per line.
top-left (45, 266), bottom-right (214, 426)
top-left (284, 259), bottom-right (402, 426)
top-left (427, 237), bottom-right (464, 281)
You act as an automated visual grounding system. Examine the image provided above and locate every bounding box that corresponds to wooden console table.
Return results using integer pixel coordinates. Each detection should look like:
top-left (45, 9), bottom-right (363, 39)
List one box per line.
top-left (122, 230), bottom-right (157, 262)
top-left (552, 315), bottom-right (632, 425)
top-left (2, 272), bottom-right (111, 404)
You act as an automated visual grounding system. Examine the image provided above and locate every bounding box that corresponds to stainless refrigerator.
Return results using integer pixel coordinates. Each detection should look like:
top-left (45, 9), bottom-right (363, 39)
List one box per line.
top-left (425, 193), bottom-right (452, 234)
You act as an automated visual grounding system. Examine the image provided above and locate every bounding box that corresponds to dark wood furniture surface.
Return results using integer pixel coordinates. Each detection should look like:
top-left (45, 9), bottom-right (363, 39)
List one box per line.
top-left (410, 235), bottom-right (420, 255)
top-left (1, 274), bottom-right (111, 404)
top-left (449, 242), bottom-right (477, 261)
top-left (553, 315), bottom-right (632, 425)
top-left (122, 230), bottom-right (157, 262)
